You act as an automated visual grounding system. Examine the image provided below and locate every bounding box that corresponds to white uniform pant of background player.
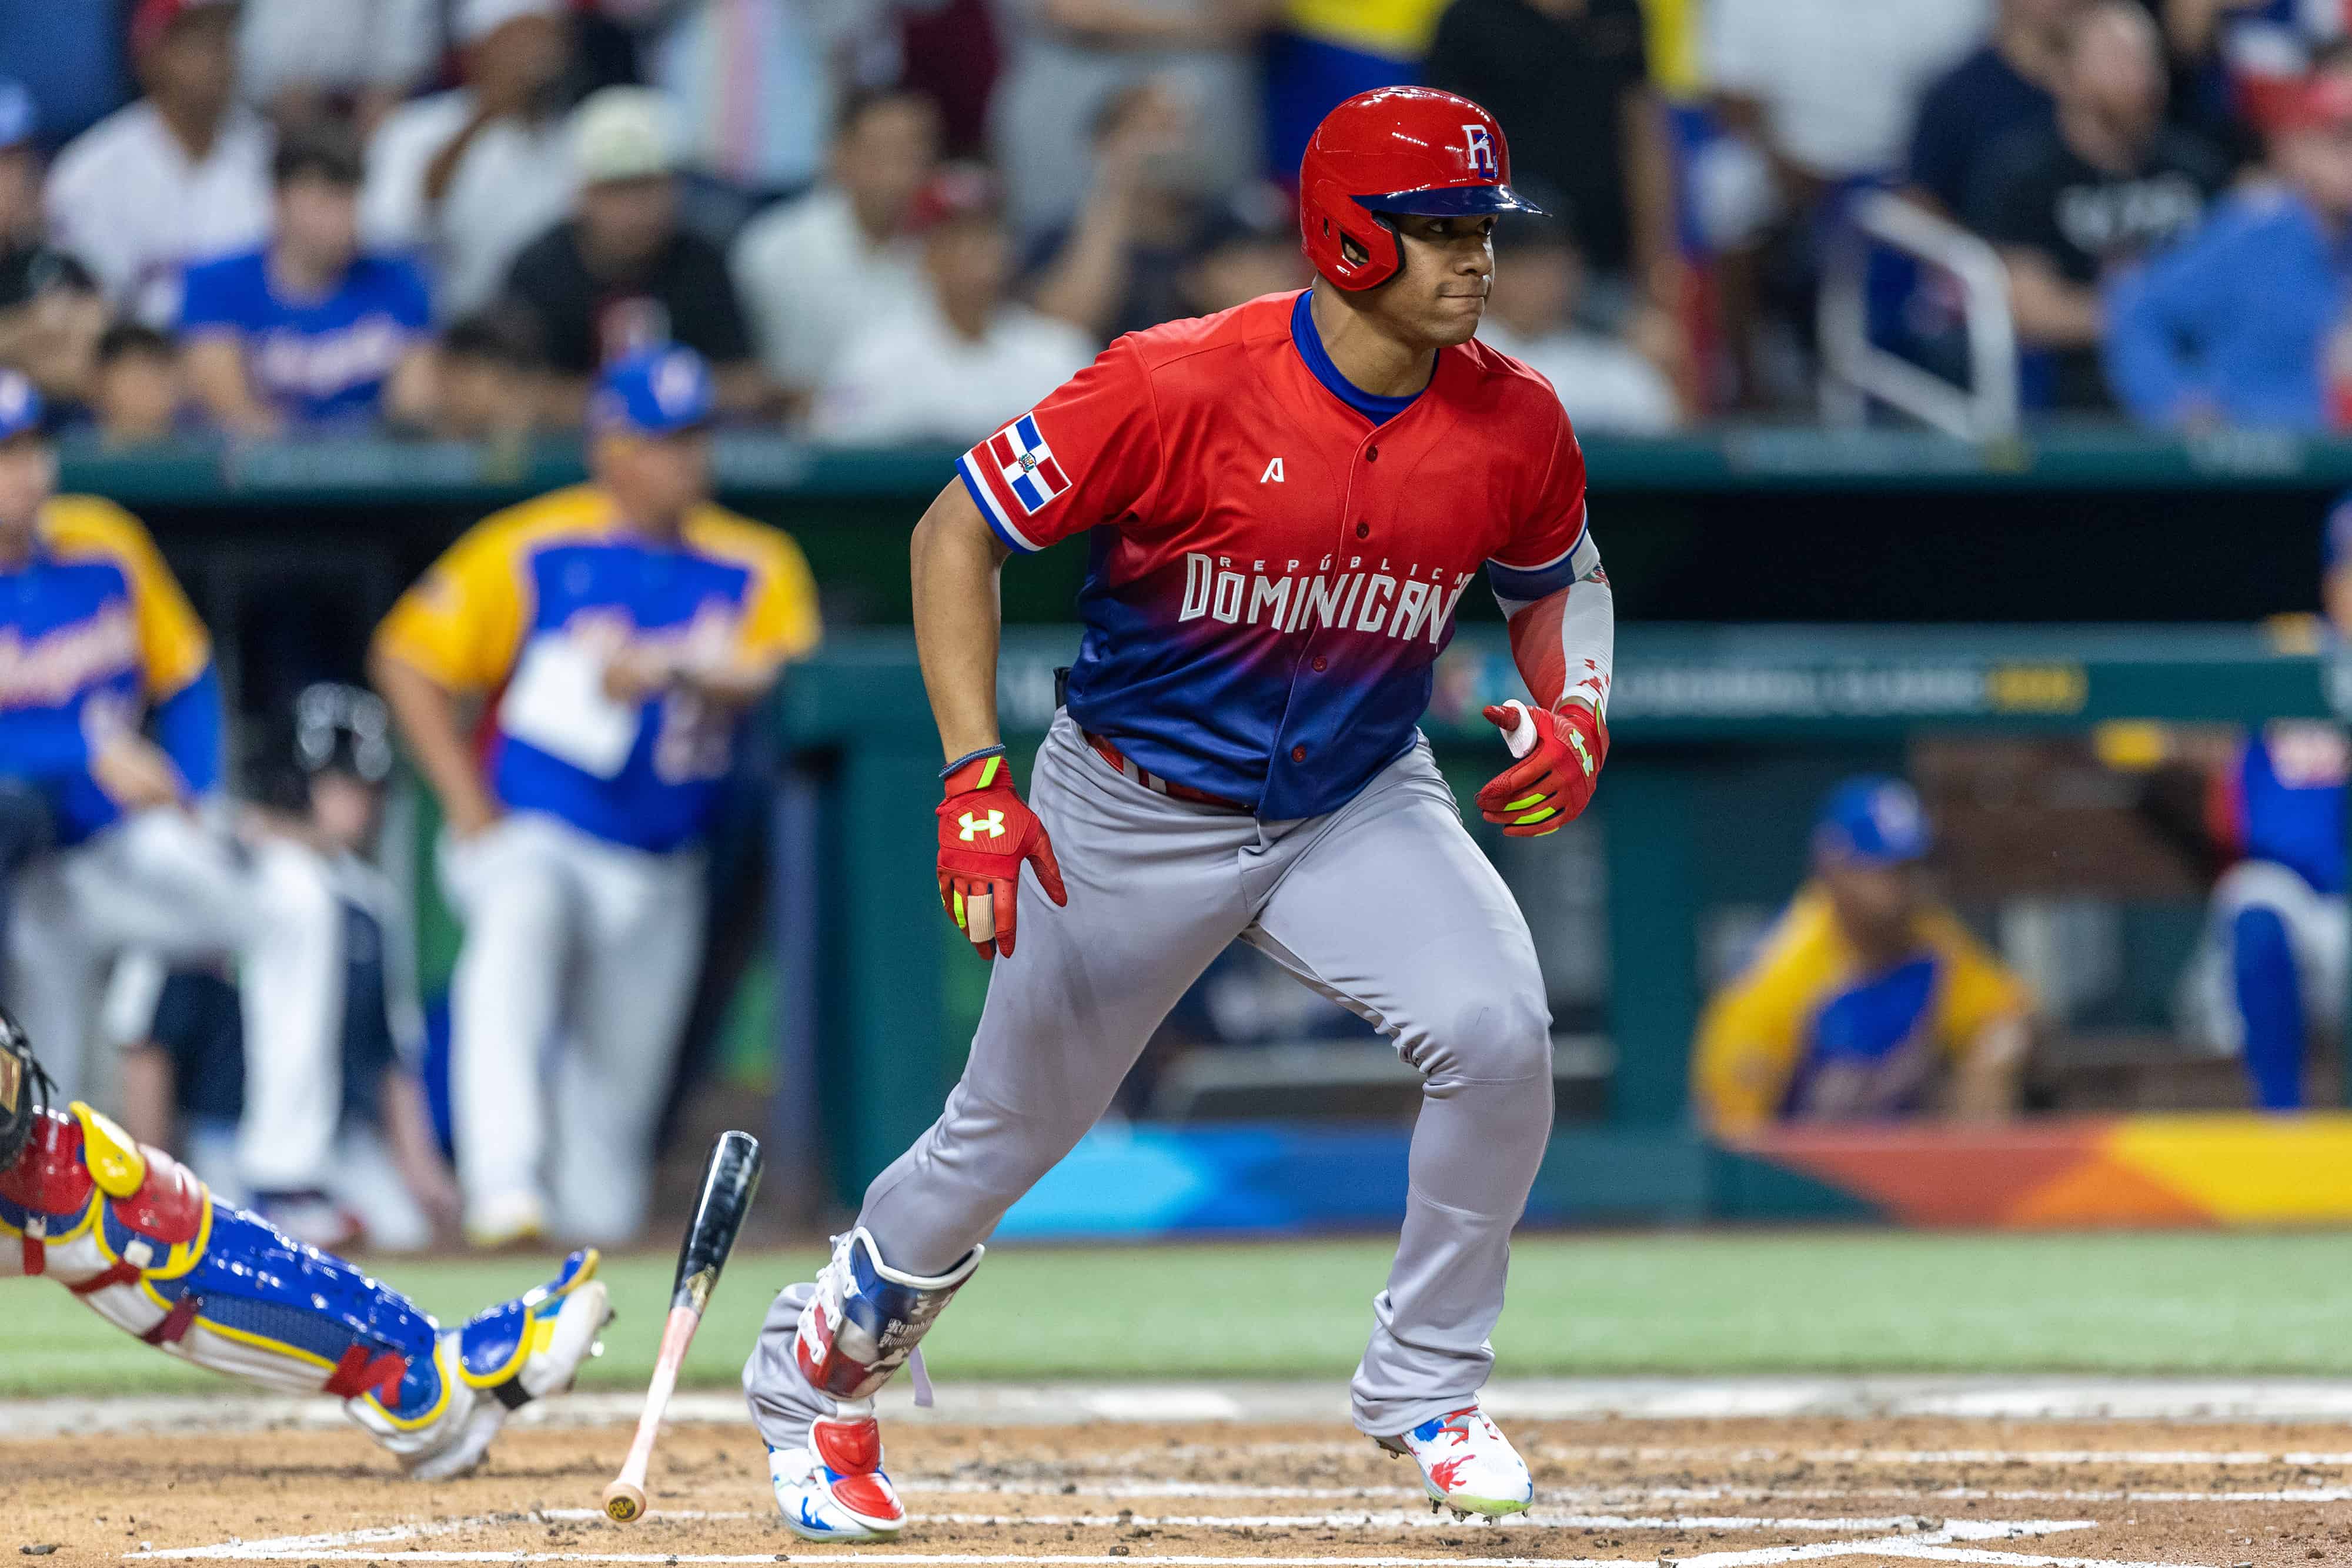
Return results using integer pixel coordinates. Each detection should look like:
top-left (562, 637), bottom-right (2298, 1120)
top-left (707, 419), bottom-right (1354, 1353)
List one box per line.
top-left (105, 840), bottom-right (437, 1251)
top-left (5, 808), bottom-right (340, 1110)
top-left (440, 810), bottom-right (705, 1243)
top-left (2181, 858), bottom-right (2349, 1049)
top-left (747, 713), bottom-right (1555, 1445)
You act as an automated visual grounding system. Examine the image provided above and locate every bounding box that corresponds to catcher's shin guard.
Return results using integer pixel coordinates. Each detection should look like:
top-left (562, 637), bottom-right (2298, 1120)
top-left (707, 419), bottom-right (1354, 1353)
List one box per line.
top-left (793, 1228), bottom-right (981, 1400)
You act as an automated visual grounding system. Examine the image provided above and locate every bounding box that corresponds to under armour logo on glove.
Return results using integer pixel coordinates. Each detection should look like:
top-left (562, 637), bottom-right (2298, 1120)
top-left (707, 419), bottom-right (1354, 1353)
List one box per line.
top-left (937, 751), bottom-right (1065, 959)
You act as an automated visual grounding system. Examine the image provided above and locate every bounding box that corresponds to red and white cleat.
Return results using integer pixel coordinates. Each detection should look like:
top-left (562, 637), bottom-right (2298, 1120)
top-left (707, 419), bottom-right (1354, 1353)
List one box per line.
top-left (1376, 1403), bottom-right (1534, 1519)
top-left (770, 1409), bottom-right (907, 1542)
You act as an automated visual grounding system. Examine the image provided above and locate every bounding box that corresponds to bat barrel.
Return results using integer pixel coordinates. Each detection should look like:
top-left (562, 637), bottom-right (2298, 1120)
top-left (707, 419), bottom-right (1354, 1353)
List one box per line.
top-left (671, 1130), bottom-right (763, 1313)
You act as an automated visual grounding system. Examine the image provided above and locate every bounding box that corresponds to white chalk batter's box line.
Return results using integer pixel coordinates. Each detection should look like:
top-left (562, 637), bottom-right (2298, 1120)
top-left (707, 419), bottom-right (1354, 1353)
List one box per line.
top-left (121, 1512), bottom-right (2233, 1567)
top-left (1138, 1440), bottom-right (2352, 1466)
top-left (896, 1476), bottom-right (2352, 1504)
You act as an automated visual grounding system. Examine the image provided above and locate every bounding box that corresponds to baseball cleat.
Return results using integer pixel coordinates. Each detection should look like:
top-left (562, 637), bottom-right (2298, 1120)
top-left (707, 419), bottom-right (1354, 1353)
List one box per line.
top-left (405, 1250), bottom-right (612, 1481)
top-left (769, 1409), bottom-right (907, 1542)
top-left (1376, 1403), bottom-right (1533, 1519)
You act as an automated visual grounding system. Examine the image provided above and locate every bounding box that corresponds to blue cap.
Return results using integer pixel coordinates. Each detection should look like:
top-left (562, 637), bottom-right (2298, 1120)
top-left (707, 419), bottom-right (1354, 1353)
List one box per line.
top-left (1813, 775), bottom-right (1932, 867)
top-left (589, 346), bottom-right (714, 436)
top-left (0, 81), bottom-right (33, 149)
top-left (0, 370), bottom-right (44, 441)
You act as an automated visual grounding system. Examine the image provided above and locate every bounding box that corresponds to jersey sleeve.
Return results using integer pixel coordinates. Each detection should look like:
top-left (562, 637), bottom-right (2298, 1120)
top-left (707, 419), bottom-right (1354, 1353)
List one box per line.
top-left (109, 510), bottom-right (212, 700)
top-left (373, 521), bottom-right (529, 693)
top-left (1925, 912), bottom-right (2033, 1055)
top-left (1487, 400), bottom-right (1595, 602)
top-left (953, 337), bottom-right (1161, 554)
top-left (737, 530), bottom-right (823, 664)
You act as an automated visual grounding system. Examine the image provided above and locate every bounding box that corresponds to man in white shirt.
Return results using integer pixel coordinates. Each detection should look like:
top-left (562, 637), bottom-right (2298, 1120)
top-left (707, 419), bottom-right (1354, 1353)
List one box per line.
top-left (45, 0), bottom-right (272, 327)
top-left (731, 90), bottom-right (942, 400)
top-left (1478, 218), bottom-right (1681, 435)
top-left (813, 165), bottom-right (1096, 446)
top-left (362, 0), bottom-right (578, 319)
top-left (238, 0), bottom-right (443, 135)
top-left (1708, 0), bottom-right (1991, 185)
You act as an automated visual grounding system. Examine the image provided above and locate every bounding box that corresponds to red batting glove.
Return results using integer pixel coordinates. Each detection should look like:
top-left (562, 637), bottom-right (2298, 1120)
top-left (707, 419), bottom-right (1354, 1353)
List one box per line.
top-left (1476, 701), bottom-right (1607, 837)
top-left (937, 750), bottom-right (1067, 959)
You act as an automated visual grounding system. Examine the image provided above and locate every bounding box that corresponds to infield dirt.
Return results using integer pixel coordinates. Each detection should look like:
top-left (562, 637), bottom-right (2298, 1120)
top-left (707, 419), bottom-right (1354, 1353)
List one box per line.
top-left (7, 1416), bottom-right (2352, 1566)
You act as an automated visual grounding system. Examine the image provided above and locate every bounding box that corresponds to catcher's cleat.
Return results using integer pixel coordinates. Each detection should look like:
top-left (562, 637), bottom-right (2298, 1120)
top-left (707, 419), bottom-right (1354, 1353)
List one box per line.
top-left (405, 1249), bottom-right (612, 1481)
top-left (1375, 1403), bottom-right (1532, 1519)
top-left (769, 1409), bottom-right (907, 1542)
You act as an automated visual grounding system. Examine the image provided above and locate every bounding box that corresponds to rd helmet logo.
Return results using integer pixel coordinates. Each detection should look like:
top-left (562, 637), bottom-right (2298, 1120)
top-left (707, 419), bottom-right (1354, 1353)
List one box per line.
top-left (1462, 124), bottom-right (1498, 178)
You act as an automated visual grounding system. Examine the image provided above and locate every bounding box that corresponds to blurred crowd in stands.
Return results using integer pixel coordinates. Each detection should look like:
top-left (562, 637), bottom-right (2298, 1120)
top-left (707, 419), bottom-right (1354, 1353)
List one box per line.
top-left (11, 0), bottom-right (2352, 439)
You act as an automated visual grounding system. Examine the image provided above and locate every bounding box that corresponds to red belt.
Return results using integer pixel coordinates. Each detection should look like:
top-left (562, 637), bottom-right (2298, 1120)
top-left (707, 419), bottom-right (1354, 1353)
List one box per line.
top-left (1086, 733), bottom-right (1251, 813)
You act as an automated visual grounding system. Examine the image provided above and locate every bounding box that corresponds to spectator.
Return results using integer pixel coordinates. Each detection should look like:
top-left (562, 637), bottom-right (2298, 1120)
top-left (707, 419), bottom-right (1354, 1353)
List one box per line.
top-left (1027, 80), bottom-right (1212, 342)
top-left (1969, 1), bottom-right (2227, 410)
top-left (813, 165), bottom-right (1097, 445)
top-left (89, 323), bottom-right (187, 447)
top-left (1425, 0), bottom-right (1680, 320)
top-left (180, 123), bottom-right (438, 435)
top-left (0, 81), bottom-right (107, 406)
top-left (1907, 0), bottom-right (2082, 217)
top-left (601, 0), bottom-right (929, 240)
top-left (1690, 777), bottom-right (2034, 1135)
top-left (362, 0), bottom-right (579, 320)
top-left (730, 89), bottom-right (941, 402)
top-left (1172, 182), bottom-right (1310, 315)
top-left (505, 87), bottom-right (772, 426)
top-left (45, 0), bottom-right (272, 326)
top-left (2104, 68), bottom-right (2352, 430)
top-left (991, 0), bottom-right (1282, 237)
top-left (1263, 1), bottom-right (1448, 180)
top-left (1703, 0), bottom-right (1990, 405)
top-left (435, 303), bottom-right (549, 442)
top-left (1478, 217), bottom-right (1683, 434)
top-left (237, 0), bottom-right (445, 136)
top-left (1708, 0), bottom-right (1992, 193)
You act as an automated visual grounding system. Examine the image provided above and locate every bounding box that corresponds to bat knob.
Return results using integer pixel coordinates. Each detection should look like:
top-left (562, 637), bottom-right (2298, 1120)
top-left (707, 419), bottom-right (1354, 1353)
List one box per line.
top-left (602, 1480), bottom-right (648, 1524)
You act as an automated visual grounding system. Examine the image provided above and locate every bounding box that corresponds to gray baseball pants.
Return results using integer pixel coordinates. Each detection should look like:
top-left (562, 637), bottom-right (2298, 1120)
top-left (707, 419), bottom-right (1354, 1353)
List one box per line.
top-left (745, 712), bottom-right (1553, 1441)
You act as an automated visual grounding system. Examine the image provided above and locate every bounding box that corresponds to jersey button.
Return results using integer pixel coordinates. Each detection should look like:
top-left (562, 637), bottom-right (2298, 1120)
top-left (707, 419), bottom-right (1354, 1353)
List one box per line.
top-left (1290, 744), bottom-right (1308, 763)
top-left (1311, 656), bottom-right (1328, 673)
top-left (1364, 445), bottom-right (1379, 462)
top-left (1355, 521), bottom-right (1369, 539)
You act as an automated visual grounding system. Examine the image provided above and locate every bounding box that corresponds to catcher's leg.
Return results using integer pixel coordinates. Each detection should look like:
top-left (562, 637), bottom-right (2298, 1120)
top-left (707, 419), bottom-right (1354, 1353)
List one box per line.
top-left (745, 714), bottom-right (1255, 1540)
top-left (1, 1104), bottom-right (609, 1477)
top-left (1247, 743), bottom-right (1551, 1511)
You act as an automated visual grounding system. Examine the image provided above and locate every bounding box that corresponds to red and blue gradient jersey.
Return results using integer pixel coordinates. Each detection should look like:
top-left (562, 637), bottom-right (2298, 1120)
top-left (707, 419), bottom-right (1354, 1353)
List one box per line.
top-left (957, 289), bottom-right (1589, 820)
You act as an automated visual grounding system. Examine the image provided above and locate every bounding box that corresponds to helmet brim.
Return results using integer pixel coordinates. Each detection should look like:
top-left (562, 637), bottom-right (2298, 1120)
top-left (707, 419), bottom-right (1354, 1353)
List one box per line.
top-left (1355, 183), bottom-right (1545, 219)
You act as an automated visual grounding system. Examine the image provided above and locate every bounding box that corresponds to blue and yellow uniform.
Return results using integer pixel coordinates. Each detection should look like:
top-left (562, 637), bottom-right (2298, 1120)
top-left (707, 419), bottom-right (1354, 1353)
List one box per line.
top-left (0, 1095), bottom-right (607, 1476)
top-left (0, 495), bottom-right (222, 841)
top-left (1691, 885), bottom-right (2032, 1134)
top-left (373, 484), bottom-right (820, 852)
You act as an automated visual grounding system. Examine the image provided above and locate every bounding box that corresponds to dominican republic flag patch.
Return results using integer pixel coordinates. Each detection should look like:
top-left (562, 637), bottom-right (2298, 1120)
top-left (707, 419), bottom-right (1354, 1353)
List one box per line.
top-left (958, 413), bottom-right (1068, 553)
top-left (992, 416), bottom-right (1068, 514)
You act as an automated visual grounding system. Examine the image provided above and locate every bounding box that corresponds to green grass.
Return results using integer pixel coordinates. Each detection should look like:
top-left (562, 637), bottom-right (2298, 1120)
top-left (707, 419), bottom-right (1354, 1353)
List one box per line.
top-left (9, 1229), bottom-right (2352, 1400)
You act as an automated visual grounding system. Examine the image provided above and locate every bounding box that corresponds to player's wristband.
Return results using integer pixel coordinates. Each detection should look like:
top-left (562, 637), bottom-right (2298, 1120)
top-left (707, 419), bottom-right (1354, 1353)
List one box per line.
top-left (940, 743), bottom-right (1007, 781)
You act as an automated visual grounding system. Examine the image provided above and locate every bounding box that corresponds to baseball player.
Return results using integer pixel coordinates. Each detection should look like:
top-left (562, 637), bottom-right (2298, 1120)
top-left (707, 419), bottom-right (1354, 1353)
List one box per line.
top-left (116, 683), bottom-right (453, 1252)
top-left (372, 346), bottom-right (821, 1249)
top-left (0, 1003), bottom-right (611, 1478)
top-left (745, 87), bottom-right (1613, 1539)
top-left (0, 370), bottom-right (345, 1111)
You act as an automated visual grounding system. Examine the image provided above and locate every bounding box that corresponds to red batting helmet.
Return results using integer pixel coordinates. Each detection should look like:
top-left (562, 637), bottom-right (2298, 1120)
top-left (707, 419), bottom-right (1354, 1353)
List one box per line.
top-left (1298, 86), bottom-right (1542, 292)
